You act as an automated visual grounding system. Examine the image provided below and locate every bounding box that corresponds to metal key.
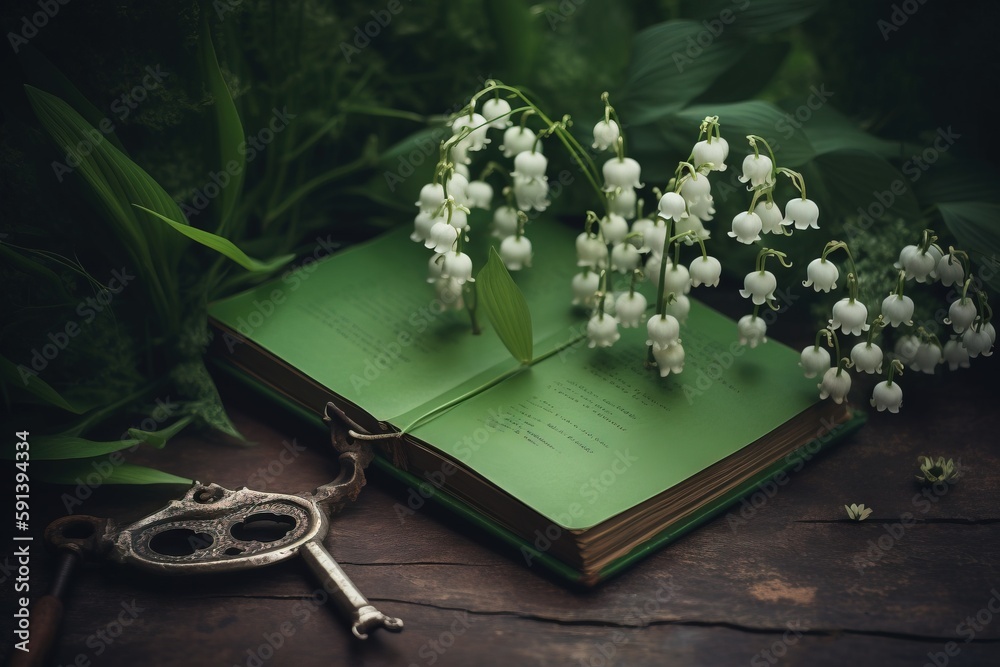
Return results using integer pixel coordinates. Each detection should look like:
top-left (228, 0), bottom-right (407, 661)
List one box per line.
top-left (40, 405), bottom-right (403, 644)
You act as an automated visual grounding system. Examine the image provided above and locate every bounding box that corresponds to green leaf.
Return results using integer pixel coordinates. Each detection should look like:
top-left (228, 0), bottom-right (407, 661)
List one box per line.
top-left (476, 247), bottom-right (533, 364)
top-left (135, 205), bottom-right (294, 273)
top-left (681, 0), bottom-right (825, 34)
top-left (812, 150), bottom-right (922, 223)
top-left (199, 14), bottom-right (245, 233)
top-left (936, 202), bottom-right (1000, 292)
top-left (620, 20), bottom-right (747, 124)
top-left (36, 460), bottom-right (192, 485)
top-left (0, 354), bottom-right (89, 414)
top-left (5, 416), bottom-right (193, 461)
top-left (693, 41), bottom-right (792, 104)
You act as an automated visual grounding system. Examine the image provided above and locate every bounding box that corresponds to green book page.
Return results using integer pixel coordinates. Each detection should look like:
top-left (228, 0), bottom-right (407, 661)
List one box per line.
top-left (208, 221), bottom-right (582, 422)
top-left (406, 303), bottom-right (820, 530)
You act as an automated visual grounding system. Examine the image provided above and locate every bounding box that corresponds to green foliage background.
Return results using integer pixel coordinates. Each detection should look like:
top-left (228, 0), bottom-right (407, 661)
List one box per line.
top-left (1, 0), bottom-right (997, 482)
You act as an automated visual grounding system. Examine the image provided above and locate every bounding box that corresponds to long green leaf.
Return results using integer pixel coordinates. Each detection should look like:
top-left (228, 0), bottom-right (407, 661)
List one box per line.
top-left (476, 247), bottom-right (533, 364)
top-left (0, 354), bottom-right (88, 414)
top-left (620, 20), bottom-right (747, 125)
top-left (937, 202), bottom-right (1000, 292)
top-left (36, 460), bottom-right (192, 485)
top-left (135, 205), bottom-right (294, 272)
top-left (5, 416), bottom-right (193, 461)
top-left (199, 14), bottom-right (245, 234)
top-left (681, 0), bottom-right (825, 34)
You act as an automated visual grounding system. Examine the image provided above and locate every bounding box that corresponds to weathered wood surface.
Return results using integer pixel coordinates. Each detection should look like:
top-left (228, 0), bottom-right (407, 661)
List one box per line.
top-left (4, 357), bottom-right (999, 666)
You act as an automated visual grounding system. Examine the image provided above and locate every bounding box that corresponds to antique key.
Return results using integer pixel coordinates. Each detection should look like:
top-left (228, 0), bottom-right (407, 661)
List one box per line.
top-left (24, 404), bottom-right (402, 665)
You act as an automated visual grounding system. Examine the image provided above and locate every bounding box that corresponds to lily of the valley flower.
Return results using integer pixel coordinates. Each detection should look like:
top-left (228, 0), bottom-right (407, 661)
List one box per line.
top-left (871, 380), bottom-right (903, 413)
top-left (426, 253), bottom-right (444, 283)
top-left (640, 221), bottom-right (667, 254)
top-left (754, 201), bottom-right (787, 234)
top-left (610, 243), bottom-right (640, 273)
top-left (799, 344), bottom-right (831, 378)
top-left (433, 277), bottom-right (464, 310)
top-left (738, 154), bottom-right (774, 188)
top-left (499, 235), bottom-right (533, 270)
top-left (663, 294), bottom-right (690, 323)
top-left (937, 254), bottom-right (965, 287)
top-left (491, 206), bottom-right (519, 239)
top-left (803, 257), bottom-right (839, 293)
top-left (910, 340), bottom-right (942, 374)
top-left (466, 180), bottom-right (494, 209)
top-left (602, 157), bottom-right (644, 190)
top-left (411, 211), bottom-right (435, 244)
top-left (692, 137), bottom-right (729, 171)
top-left (680, 174), bottom-right (711, 204)
top-left (451, 112), bottom-right (491, 152)
top-left (881, 293), bottom-right (914, 327)
top-left (728, 211), bottom-right (762, 245)
top-left (442, 251), bottom-right (474, 284)
top-left (576, 232), bottom-right (607, 268)
top-left (943, 337), bottom-right (971, 370)
top-left (592, 119), bottom-right (620, 151)
top-left (587, 313), bottom-right (620, 348)
top-left (782, 198), bottom-right (820, 230)
top-left (737, 314), bottom-right (767, 348)
top-left (608, 187), bottom-right (637, 219)
top-left (600, 214), bottom-right (630, 245)
top-left (663, 265), bottom-right (692, 296)
top-left (500, 127), bottom-right (538, 158)
top-left (652, 343), bottom-right (685, 377)
top-left (416, 183), bottom-right (445, 214)
top-left (646, 313), bottom-right (680, 350)
top-left (740, 270), bottom-right (777, 305)
top-left (818, 366), bottom-right (851, 403)
top-left (689, 255), bottom-right (722, 288)
top-left (426, 221), bottom-right (459, 254)
top-left (571, 271), bottom-right (601, 308)
top-left (511, 175), bottom-right (550, 211)
top-left (945, 298), bottom-right (977, 333)
top-left (850, 341), bottom-right (883, 374)
top-left (829, 298), bottom-right (870, 336)
top-left (961, 324), bottom-right (995, 358)
top-left (657, 192), bottom-right (688, 222)
top-left (481, 98), bottom-right (513, 129)
top-left (688, 195), bottom-right (716, 222)
top-left (615, 292), bottom-right (648, 328)
top-left (675, 216), bottom-right (711, 244)
top-left (896, 244), bottom-right (938, 283)
top-left (894, 334), bottom-right (920, 366)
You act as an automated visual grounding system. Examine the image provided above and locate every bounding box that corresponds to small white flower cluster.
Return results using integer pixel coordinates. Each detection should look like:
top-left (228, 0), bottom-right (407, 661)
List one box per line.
top-left (576, 112), bottom-right (727, 376)
top-left (412, 88), bottom-right (556, 308)
top-left (801, 231), bottom-right (993, 413)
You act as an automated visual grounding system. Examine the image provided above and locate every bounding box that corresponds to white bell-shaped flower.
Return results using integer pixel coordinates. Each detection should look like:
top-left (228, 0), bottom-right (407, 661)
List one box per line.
top-left (754, 201), bottom-right (787, 234)
top-left (943, 338), bottom-right (970, 370)
top-left (512, 151), bottom-right (548, 179)
top-left (466, 180), bottom-right (493, 209)
top-left (491, 206), bottom-right (519, 239)
top-left (871, 381), bottom-right (902, 413)
top-left (449, 140), bottom-right (471, 166)
top-left (425, 221), bottom-right (458, 253)
top-left (782, 198), bottom-right (820, 230)
top-left (500, 127), bottom-right (538, 158)
top-left (894, 334), bottom-right (920, 365)
top-left (880, 293), bottom-right (914, 327)
top-left (571, 271), bottom-right (601, 308)
top-left (961, 325), bottom-right (994, 358)
top-left (445, 172), bottom-right (470, 206)
top-left (641, 221), bottom-right (668, 255)
top-left (657, 192), bottom-right (688, 222)
top-left (850, 342), bottom-right (883, 374)
top-left (737, 314), bottom-right (768, 348)
top-left (426, 253), bottom-right (445, 283)
top-left (728, 211), bottom-right (762, 245)
top-left (945, 298), bottom-right (977, 333)
top-left (646, 313), bottom-right (680, 350)
top-left (936, 255), bottom-right (965, 287)
top-left (688, 194), bottom-right (716, 222)
top-left (680, 174), bottom-right (711, 204)
top-left (631, 216), bottom-right (654, 242)
top-left (433, 277), bottom-right (465, 310)
top-left (675, 215), bottom-right (711, 243)
top-left (608, 187), bottom-right (637, 219)
top-left (610, 242), bottom-right (639, 273)
top-left (511, 175), bottom-right (550, 212)
top-left (664, 294), bottom-right (690, 323)
top-left (415, 183), bottom-right (445, 215)
top-left (453, 161), bottom-right (471, 179)
top-left (446, 207), bottom-right (468, 230)
top-left (600, 214), bottom-right (629, 245)
top-left (441, 251), bottom-right (474, 284)
top-left (592, 119), bottom-right (620, 151)
top-left (411, 211), bottom-right (435, 243)
top-left (602, 157), bottom-right (643, 190)
top-left (896, 245), bottom-right (937, 283)
top-left (645, 254), bottom-right (666, 281)
top-left (692, 137), bottom-right (728, 171)
top-left (587, 313), bottom-right (620, 348)
top-left (481, 98), bottom-right (513, 129)
top-left (664, 265), bottom-right (692, 296)
top-left (829, 299), bottom-right (870, 336)
top-left (575, 233), bottom-right (607, 269)
top-left (910, 341), bottom-right (942, 374)
top-left (451, 113), bottom-right (490, 151)
top-left (818, 367), bottom-right (851, 404)
top-left (689, 255), bottom-right (722, 288)
top-left (499, 235), bottom-right (533, 271)
top-left (803, 257), bottom-right (838, 293)
top-left (652, 343), bottom-right (685, 377)
top-left (799, 345), bottom-right (831, 378)
top-left (615, 292), bottom-right (648, 328)
top-left (740, 270), bottom-right (777, 305)
top-left (738, 154), bottom-right (774, 188)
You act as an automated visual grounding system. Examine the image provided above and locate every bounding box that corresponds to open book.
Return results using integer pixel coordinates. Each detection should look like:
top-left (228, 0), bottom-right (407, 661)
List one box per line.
top-left (207, 220), bottom-right (860, 585)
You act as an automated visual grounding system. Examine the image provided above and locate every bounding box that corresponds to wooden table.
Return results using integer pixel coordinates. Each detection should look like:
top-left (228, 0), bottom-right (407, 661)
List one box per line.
top-left (4, 346), bottom-right (1000, 667)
